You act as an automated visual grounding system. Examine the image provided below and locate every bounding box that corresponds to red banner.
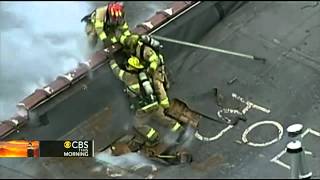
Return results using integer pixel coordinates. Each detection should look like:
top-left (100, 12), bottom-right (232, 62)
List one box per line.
top-left (0, 140), bottom-right (40, 157)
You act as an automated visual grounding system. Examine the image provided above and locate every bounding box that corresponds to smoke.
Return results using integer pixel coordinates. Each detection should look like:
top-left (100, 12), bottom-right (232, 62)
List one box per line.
top-left (123, 1), bottom-right (173, 28)
top-left (0, 1), bottom-right (94, 120)
top-left (163, 130), bottom-right (180, 145)
top-left (94, 148), bottom-right (157, 178)
top-left (96, 150), bottom-right (153, 167)
top-left (180, 125), bottom-right (196, 148)
top-left (163, 124), bottom-right (196, 148)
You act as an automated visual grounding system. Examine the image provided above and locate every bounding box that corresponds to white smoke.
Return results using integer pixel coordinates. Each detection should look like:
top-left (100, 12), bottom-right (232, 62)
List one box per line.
top-left (0, 1), bottom-right (94, 120)
top-left (123, 1), bottom-right (173, 28)
top-left (94, 149), bottom-right (157, 178)
top-left (180, 125), bottom-right (196, 148)
top-left (96, 151), bottom-right (153, 167)
top-left (163, 124), bottom-right (195, 148)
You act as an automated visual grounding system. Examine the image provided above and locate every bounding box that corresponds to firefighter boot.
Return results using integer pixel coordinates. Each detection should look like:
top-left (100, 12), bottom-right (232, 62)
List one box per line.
top-left (170, 122), bottom-right (186, 144)
top-left (134, 125), bottom-right (160, 147)
top-left (110, 134), bottom-right (145, 156)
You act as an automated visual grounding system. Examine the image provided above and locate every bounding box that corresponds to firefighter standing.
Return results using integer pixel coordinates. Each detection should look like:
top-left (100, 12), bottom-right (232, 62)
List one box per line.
top-left (124, 35), bottom-right (171, 110)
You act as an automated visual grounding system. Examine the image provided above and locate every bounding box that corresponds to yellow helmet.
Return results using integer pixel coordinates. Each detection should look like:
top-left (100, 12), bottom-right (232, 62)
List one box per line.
top-left (128, 56), bottom-right (144, 69)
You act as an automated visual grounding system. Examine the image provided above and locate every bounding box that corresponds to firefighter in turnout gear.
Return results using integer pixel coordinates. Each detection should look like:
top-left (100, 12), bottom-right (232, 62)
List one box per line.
top-left (108, 58), bottom-right (183, 148)
top-left (81, 1), bottom-right (135, 48)
top-left (124, 35), bottom-right (171, 110)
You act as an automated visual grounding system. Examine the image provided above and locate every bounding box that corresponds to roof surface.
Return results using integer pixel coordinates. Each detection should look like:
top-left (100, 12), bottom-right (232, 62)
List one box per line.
top-left (0, 1), bottom-right (319, 179)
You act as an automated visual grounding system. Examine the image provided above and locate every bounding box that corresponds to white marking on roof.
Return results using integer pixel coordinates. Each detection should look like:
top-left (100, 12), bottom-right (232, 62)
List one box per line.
top-left (242, 120), bottom-right (284, 147)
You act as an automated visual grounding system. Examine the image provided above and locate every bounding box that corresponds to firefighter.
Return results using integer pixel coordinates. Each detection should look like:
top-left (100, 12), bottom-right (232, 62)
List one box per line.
top-left (108, 58), bottom-right (184, 148)
top-left (124, 35), bottom-right (171, 110)
top-left (81, 1), bottom-right (134, 48)
top-left (108, 58), bottom-right (192, 164)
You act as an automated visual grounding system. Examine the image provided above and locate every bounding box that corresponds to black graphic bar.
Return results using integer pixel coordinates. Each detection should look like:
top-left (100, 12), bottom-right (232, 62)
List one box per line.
top-left (39, 140), bottom-right (94, 157)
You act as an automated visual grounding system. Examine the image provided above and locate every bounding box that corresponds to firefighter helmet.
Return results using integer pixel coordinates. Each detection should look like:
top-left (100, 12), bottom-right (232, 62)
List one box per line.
top-left (107, 2), bottom-right (124, 25)
top-left (128, 56), bottom-right (144, 69)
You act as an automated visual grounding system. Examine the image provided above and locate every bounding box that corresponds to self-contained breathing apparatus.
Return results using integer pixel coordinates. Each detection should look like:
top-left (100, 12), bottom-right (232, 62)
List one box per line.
top-left (140, 35), bottom-right (169, 90)
top-left (125, 71), bottom-right (159, 112)
top-left (138, 71), bottom-right (158, 108)
top-left (140, 35), bottom-right (163, 52)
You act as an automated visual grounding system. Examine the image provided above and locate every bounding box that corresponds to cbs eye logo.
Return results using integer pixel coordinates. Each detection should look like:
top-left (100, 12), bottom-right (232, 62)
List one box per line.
top-left (63, 140), bottom-right (89, 149)
top-left (64, 141), bottom-right (72, 149)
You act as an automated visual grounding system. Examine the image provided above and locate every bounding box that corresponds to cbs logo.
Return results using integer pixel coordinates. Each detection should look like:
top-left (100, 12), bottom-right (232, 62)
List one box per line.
top-left (64, 141), bottom-right (89, 149)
